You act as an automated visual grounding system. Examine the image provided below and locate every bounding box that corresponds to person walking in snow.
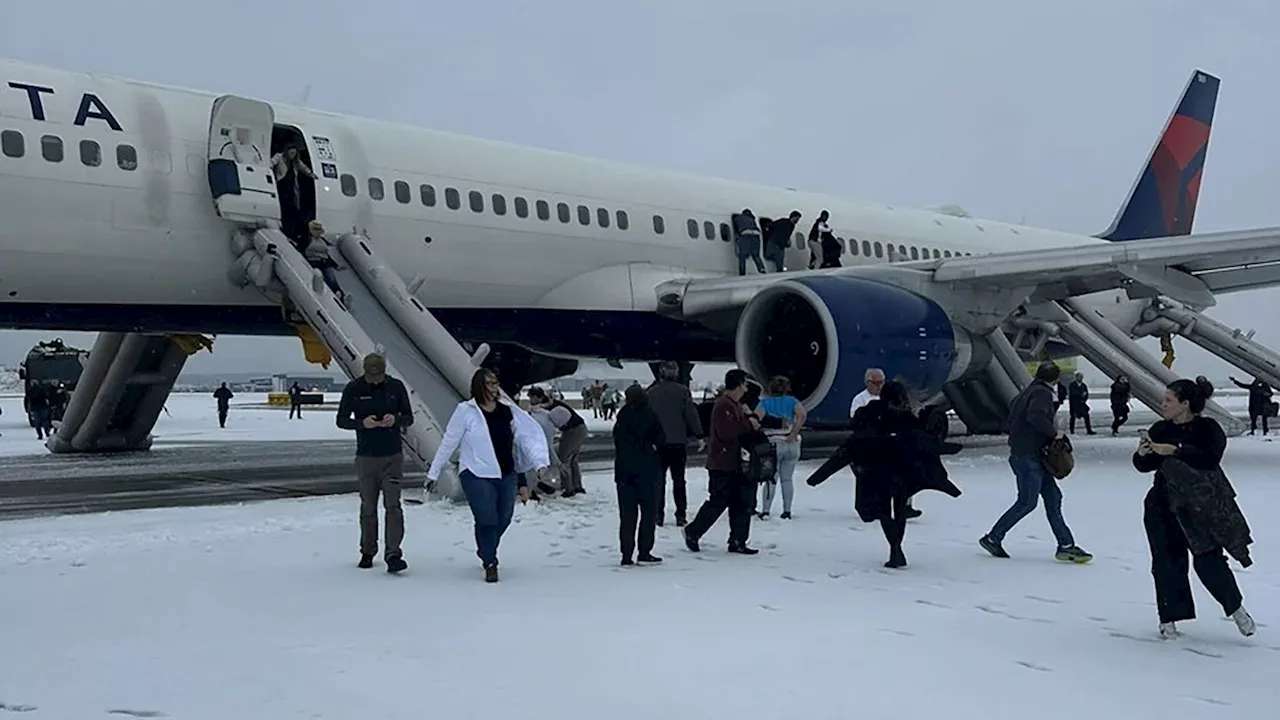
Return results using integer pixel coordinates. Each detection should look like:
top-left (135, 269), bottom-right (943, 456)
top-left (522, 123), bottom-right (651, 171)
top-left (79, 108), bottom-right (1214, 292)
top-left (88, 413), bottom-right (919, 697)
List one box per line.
top-left (980, 362), bottom-right (1093, 564)
top-left (214, 382), bottom-right (233, 428)
top-left (1134, 377), bottom-right (1256, 639)
top-left (1109, 376), bottom-right (1131, 436)
top-left (336, 353), bottom-right (413, 574)
top-left (612, 384), bottom-right (666, 566)
top-left (426, 368), bottom-right (549, 583)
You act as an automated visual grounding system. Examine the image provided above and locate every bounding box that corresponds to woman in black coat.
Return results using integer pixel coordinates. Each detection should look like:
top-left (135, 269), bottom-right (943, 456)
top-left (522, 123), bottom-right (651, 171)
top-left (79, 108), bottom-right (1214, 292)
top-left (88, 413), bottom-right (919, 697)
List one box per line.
top-left (1134, 377), bottom-right (1256, 639)
top-left (612, 384), bottom-right (667, 566)
top-left (808, 382), bottom-right (962, 569)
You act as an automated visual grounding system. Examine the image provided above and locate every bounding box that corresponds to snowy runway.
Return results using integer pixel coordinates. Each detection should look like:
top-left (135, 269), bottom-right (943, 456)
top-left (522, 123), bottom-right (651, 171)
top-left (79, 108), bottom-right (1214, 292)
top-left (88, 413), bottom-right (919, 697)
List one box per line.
top-left (2, 436), bottom-right (1278, 718)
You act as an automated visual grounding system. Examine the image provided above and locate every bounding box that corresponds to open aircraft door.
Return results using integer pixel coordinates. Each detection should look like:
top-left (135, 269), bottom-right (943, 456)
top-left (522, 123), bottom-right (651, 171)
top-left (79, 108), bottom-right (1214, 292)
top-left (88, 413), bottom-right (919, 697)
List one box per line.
top-left (206, 95), bottom-right (280, 224)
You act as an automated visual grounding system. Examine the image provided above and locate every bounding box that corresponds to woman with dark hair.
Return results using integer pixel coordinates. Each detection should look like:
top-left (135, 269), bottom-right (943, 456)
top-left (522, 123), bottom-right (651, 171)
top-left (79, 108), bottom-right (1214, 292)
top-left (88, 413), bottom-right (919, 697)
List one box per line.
top-left (757, 375), bottom-right (806, 520)
top-left (427, 368), bottom-right (550, 583)
top-left (809, 381), bottom-right (962, 568)
top-left (1134, 377), bottom-right (1256, 638)
top-left (612, 384), bottom-right (666, 566)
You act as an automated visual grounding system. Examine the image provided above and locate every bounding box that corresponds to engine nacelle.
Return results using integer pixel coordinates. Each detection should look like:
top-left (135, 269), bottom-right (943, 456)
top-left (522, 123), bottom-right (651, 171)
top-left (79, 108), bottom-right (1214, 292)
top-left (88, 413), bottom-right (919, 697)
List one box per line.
top-left (735, 276), bottom-right (988, 426)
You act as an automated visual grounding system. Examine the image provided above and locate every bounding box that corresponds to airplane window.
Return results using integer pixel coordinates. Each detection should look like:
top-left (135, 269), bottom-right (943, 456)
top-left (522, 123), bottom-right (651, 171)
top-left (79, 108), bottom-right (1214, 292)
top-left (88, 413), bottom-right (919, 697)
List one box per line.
top-left (616, 210), bottom-right (629, 230)
top-left (368, 177), bottom-right (385, 201)
top-left (943, 250), bottom-right (952, 258)
top-left (469, 190), bottom-right (484, 213)
top-left (116, 144), bottom-right (138, 171)
top-left (837, 237), bottom-right (847, 253)
top-left (898, 244), bottom-right (907, 258)
top-left (686, 219), bottom-right (698, 238)
top-left (340, 174), bottom-right (357, 196)
top-left (932, 249), bottom-right (941, 259)
top-left (557, 202), bottom-right (571, 223)
top-left (719, 223), bottom-right (731, 242)
top-left (862, 240), bottom-right (872, 256)
top-left (394, 180), bottom-right (410, 204)
top-left (41, 135), bottom-right (63, 163)
top-left (79, 139), bottom-right (101, 167)
top-left (597, 207), bottom-right (610, 228)
top-left (704, 221), bottom-right (716, 241)
top-left (420, 184), bottom-right (436, 206)
top-left (152, 150), bottom-right (172, 175)
top-left (910, 246), bottom-right (919, 260)
top-left (185, 153), bottom-right (203, 177)
top-left (0, 130), bottom-right (23, 158)
top-left (492, 194), bottom-right (507, 216)
top-left (795, 232), bottom-right (804, 249)
top-left (873, 241), bottom-right (883, 258)
top-left (514, 196), bottom-right (528, 218)
top-left (577, 205), bottom-right (590, 226)
top-left (536, 199), bottom-right (550, 221)
top-left (849, 238), bottom-right (858, 255)
top-left (652, 215), bottom-right (665, 234)
top-left (445, 187), bottom-right (460, 210)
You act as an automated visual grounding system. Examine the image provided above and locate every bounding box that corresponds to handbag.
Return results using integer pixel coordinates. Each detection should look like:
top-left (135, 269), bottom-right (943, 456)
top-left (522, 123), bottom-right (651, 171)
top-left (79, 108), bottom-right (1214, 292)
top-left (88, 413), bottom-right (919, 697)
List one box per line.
top-left (1041, 434), bottom-right (1074, 480)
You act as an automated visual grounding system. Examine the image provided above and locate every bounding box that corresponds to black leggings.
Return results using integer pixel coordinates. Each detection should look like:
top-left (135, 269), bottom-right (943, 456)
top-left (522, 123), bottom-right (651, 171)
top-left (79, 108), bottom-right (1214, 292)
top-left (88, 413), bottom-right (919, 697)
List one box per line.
top-left (879, 492), bottom-right (910, 550)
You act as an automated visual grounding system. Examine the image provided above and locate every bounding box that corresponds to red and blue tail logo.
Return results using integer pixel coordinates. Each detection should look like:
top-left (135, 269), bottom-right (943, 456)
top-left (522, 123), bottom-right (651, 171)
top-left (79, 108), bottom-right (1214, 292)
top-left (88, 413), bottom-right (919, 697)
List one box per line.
top-left (1099, 70), bottom-right (1219, 242)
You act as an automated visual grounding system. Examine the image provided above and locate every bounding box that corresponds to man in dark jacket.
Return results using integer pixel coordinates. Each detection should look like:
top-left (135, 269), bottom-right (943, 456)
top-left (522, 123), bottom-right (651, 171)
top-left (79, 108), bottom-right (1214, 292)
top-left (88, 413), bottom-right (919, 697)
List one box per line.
top-left (214, 382), bottom-right (234, 428)
top-left (980, 362), bottom-right (1092, 563)
top-left (289, 381), bottom-right (305, 419)
top-left (613, 385), bottom-right (666, 566)
top-left (647, 361), bottom-right (703, 526)
top-left (1109, 376), bottom-right (1131, 436)
top-left (1230, 376), bottom-right (1272, 435)
top-left (684, 368), bottom-right (763, 555)
top-left (1067, 373), bottom-right (1095, 435)
top-left (763, 210), bottom-right (801, 272)
top-left (336, 353), bottom-right (414, 573)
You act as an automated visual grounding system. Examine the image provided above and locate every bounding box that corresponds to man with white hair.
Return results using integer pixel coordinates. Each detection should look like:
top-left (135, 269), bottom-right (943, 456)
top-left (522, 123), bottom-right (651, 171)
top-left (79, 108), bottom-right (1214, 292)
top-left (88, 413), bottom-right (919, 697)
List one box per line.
top-left (849, 367), bottom-right (922, 519)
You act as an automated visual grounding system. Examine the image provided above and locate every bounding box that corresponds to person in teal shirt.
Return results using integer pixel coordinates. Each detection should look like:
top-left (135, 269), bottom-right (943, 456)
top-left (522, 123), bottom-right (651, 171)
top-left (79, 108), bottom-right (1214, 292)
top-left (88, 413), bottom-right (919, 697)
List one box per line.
top-left (757, 376), bottom-right (806, 519)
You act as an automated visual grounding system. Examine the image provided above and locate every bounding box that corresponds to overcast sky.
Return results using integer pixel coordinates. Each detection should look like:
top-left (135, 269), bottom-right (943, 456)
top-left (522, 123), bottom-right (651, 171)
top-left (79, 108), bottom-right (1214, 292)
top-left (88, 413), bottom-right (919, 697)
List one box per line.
top-left (1, 0), bottom-right (1278, 384)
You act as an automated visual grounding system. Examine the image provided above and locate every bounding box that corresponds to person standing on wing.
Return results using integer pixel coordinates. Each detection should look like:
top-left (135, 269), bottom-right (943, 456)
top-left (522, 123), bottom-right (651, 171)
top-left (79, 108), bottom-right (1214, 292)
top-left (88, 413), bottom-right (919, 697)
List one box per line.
top-left (850, 368), bottom-right (921, 519)
top-left (335, 353), bottom-right (413, 574)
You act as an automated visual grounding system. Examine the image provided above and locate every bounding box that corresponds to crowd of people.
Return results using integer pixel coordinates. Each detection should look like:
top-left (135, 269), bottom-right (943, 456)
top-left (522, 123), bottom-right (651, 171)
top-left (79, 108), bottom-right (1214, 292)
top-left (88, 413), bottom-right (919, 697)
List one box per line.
top-left (328, 353), bottom-right (1257, 638)
top-left (729, 208), bottom-right (843, 276)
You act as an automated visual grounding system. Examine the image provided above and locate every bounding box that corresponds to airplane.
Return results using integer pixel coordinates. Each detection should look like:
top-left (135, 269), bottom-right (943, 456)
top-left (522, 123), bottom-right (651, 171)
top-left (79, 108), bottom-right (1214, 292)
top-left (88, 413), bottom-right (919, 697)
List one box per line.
top-left (2, 57), bottom-right (1279, 444)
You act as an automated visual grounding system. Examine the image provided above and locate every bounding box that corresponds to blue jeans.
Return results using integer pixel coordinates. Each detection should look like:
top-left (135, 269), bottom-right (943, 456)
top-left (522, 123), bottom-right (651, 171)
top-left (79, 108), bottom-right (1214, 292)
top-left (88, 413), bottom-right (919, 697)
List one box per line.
top-left (759, 437), bottom-right (801, 514)
top-left (989, 454), bottom-right (1075, 548)
top-left (459, 470), bottom-right (518, 567)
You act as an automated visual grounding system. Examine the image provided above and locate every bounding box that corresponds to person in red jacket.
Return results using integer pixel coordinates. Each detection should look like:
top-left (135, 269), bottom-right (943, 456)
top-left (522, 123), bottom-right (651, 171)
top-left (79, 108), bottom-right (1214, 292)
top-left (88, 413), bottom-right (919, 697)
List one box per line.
top-left (683, 368), bottom-right (764, 555)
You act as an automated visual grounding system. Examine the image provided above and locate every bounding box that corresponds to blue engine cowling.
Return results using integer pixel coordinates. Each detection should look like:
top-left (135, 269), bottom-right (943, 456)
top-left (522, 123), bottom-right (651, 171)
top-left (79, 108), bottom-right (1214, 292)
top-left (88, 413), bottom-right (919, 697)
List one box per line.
top-left (734, 276), bottom-right (985, 427)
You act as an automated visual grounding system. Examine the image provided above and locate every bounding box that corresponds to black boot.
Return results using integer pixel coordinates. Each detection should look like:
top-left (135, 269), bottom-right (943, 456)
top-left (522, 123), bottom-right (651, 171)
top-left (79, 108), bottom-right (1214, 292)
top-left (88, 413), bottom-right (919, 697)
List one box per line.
top-left (386, 555), bottom-right (408, 574)
top-left (357, 554), bottom-right (374, 569)
top-left (637, 553), bottom-right (663, 564)
top-left (728, 542), bottom-right (759, 555)
top-left (884, 544), bottom-right (907, 569)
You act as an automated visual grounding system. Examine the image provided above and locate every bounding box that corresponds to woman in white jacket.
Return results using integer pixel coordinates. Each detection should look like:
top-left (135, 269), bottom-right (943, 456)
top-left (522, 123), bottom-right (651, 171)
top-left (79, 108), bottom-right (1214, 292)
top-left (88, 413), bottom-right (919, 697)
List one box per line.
top-left (427, 369), bottom-right (550, 583)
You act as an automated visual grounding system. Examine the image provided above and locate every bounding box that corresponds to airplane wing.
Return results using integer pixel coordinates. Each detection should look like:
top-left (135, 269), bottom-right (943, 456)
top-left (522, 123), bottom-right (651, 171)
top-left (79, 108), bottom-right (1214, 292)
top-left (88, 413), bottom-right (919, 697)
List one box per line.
top-left (655, 226), bottom-right (1280, 319)
top-left (913, 226), bottom-right (1280, 308)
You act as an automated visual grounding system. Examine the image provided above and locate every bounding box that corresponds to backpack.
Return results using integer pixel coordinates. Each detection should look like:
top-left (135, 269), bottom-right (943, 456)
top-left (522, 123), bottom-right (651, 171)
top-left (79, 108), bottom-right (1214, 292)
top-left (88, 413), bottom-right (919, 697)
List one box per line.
top-left (742, 435), bottom-right (778, 484)
top-left (1042, 434), bottom-right (1074, 480)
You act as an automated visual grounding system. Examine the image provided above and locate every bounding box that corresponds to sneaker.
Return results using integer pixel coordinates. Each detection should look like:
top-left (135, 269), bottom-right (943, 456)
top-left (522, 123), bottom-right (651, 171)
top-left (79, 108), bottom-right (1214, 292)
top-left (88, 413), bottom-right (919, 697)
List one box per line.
top-left (357, 554), bottom-right (374, 569)
top-left (757, 511), bottom-right (770, 520)
top-left (386, 556), bottom-right (408, 574)
top-left (728, 543), bottom-right (759, 555)
top-left (620, 557), bottom-right (635, 567)
top-left (904, 507), bottom-right (923, 520)
top-left (637, 554), bottom-right (663, 565)
top-left (683, 528), bottom-right (700, 553)
top-left (780, 511), bottom-right (792, 520)
top-left (979, 535), bottom-right (1010, 559)
top-left (1232, 607), bottom-right (1257, 637)
top-left (1159, 622), bottom-right (1180, 639)
top-left (1055, 545), bottom-right (1093, 564)
top-left (484, 564), bottom-right (499, 583)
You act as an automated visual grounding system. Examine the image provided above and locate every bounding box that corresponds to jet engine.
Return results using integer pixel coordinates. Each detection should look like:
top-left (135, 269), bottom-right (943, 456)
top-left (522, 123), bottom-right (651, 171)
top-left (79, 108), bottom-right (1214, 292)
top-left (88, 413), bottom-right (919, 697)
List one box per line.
top-left (734, 276), bottom-right (990, 427)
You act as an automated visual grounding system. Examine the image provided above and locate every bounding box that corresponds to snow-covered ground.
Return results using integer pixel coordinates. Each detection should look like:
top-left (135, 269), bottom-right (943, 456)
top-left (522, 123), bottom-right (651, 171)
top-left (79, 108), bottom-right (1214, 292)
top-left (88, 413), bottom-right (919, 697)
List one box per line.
top-left (1, 429), bottom-right (1278, 718)
top-left (0, 392), bottom-right (617, 457)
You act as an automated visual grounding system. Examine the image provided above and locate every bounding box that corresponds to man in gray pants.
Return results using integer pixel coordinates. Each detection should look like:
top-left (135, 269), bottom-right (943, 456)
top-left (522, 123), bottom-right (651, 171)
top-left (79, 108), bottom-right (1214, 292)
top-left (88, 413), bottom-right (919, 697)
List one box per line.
top-left (336, 353), bottom-right (414, 573)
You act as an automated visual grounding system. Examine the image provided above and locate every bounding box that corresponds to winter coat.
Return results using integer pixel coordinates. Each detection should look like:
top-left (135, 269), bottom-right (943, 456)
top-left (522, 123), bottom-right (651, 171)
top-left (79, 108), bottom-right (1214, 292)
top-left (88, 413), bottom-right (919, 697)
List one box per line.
top-left (1161, 458), bottom-right (1253, 567)
top-left (612, 402), bottom-right (665, 482)
top-left (805, 400), bottom-right (962, 522)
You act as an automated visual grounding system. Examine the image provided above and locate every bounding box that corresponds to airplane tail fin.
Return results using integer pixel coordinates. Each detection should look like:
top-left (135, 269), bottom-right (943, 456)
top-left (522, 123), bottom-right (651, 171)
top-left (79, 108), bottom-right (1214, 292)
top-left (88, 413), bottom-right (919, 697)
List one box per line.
top-left (1097, 70), bottom-right (1219, 242)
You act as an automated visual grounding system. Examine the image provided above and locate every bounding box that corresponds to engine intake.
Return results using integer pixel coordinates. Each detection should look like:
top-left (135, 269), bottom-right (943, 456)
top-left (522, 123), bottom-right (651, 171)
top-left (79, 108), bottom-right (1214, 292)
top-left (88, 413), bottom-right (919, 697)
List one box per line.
top-left (734, 276), bottom-right (986, 425)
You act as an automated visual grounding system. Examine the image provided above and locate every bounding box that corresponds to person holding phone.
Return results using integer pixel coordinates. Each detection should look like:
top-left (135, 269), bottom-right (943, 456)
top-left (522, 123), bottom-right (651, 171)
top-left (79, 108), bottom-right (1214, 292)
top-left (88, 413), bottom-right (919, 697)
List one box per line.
top-left (1133, 378), bottom-right (1256, 639)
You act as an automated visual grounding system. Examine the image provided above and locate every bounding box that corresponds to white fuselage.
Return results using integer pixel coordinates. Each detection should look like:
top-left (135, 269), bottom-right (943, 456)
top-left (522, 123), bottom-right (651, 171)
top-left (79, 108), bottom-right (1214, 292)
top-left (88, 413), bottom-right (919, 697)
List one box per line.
top-left (0, 58), bottom-right (1117, 359)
